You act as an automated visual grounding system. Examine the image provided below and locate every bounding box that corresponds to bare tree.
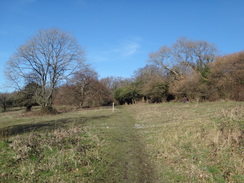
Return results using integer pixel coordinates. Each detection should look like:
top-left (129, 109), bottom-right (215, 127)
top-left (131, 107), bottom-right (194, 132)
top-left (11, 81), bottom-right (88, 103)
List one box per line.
top-left (149, 46), bottom-right (180, 79)
top-left (100, 76), bottom-right (133, 92)
top-left (53, 68), bottom-right (112, 107)
top-left (5, 28), bottom-right (86, 111)
top-left (173, 37), bottom-right (217, 79)
top-left (133, 64), bottom-right (165, 84)
top-left (149, 37), bottom-right (217, 80)
top-left (70, 68), bottom-right (98, 108)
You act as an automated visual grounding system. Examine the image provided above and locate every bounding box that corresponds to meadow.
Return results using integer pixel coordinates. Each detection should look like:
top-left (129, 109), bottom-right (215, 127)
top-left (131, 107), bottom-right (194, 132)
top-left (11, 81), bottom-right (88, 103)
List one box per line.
top-left (0, 101), bottom-right (243, 182)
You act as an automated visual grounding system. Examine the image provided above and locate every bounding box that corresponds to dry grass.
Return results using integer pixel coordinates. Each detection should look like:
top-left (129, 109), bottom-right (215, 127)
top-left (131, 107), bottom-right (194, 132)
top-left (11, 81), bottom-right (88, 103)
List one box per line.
top-left (1, 126), bottom-right (102, 183)
top-left (0, 107), bottom-right (113, 183)
top-left (0, 102), bottom-right (243, 182)
top-left (131, 102), bottom-right (244, 182)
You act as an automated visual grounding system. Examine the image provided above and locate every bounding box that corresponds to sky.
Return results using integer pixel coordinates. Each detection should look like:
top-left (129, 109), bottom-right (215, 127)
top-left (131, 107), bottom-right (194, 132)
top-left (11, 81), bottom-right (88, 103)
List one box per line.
top-left (0, 0), bottom-right (244, 91)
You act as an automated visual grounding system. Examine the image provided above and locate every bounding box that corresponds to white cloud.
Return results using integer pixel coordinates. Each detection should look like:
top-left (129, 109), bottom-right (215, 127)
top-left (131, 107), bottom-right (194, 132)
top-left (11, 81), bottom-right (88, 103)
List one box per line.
top-left (88, 37), bottom-right (142, 64)
top-left (112, 39), bottom-right (141, 57)
top-left (122, 41), bottom-right (140, 57)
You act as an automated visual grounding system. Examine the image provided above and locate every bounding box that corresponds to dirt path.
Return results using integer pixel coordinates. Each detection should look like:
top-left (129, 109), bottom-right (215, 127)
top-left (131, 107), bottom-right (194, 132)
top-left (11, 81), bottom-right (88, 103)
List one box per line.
top-left (92, 107), bottom-right (157, 183)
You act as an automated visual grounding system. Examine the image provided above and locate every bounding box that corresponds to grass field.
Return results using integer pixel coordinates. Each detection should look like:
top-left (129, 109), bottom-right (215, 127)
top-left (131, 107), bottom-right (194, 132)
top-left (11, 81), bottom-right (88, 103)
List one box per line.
top-left (0, 102), bottom-right (243, 182)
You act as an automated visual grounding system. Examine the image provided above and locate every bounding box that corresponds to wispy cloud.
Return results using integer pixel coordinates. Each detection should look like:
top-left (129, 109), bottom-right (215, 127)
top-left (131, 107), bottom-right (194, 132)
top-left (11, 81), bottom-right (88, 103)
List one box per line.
top-left (113, 38), bottom-right (141, 57)
top-left (89, 37), bottom-right (142, 64)
top-left (113, 41), bottom-right (140, 57)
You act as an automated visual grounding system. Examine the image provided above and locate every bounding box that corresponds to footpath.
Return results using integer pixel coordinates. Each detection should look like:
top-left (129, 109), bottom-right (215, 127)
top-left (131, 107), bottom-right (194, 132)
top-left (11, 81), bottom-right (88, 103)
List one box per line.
top-left (92, 107), bottom-right (157, 183)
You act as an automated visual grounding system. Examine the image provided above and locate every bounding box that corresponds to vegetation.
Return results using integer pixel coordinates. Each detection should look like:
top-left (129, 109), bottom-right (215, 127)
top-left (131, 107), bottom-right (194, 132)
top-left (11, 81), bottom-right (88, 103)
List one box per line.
top-left (0, 102), bottom-right (243, 182)
top-left (1, 29), bottom-right (243, 182)
top-left (5, 28), bottom-right (86, 112)
top-left (0, 93), bottom-right (14, 112)
top-left (14, 82), bottom-right (41, 112)
top-left (53, 68), bottom-right (113, 108)
top-left (0, 93), bottom-right (9, 112)
top-left (2, 32), bottom-right (243, 112)
top-left (131, 102), bottom-right (244, 182)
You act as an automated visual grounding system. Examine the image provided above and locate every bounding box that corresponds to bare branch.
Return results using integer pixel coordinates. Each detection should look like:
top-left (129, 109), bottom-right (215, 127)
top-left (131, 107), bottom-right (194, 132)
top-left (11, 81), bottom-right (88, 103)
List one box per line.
top-left (5, 28), bottom-right (86, 109)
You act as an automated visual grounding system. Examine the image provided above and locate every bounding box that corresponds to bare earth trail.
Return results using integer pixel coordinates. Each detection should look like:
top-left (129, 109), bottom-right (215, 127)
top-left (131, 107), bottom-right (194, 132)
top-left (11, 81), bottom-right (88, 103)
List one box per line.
top-left (89, 106), bottom-right (158, 183)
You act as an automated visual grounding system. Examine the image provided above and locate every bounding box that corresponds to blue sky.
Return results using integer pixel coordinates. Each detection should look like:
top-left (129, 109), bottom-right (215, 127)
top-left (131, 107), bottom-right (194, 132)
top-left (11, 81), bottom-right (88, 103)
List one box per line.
top-left (0, 0), bottom-right (244, 91)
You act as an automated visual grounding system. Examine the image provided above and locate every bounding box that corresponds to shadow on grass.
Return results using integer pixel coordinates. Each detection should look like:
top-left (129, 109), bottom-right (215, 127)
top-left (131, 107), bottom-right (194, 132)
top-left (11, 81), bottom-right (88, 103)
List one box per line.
top-left (0, 115), bottom-right (109, 138)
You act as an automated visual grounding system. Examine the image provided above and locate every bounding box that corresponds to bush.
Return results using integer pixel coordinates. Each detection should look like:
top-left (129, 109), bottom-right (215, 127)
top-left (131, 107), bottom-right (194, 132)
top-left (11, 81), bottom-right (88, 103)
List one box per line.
top-left (41, 106), bottom-right (58, 114)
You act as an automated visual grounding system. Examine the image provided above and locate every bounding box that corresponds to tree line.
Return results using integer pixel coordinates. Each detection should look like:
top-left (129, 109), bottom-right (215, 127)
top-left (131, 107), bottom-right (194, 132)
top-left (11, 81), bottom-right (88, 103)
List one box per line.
top-left (1, 29), bottom-right (243, 112)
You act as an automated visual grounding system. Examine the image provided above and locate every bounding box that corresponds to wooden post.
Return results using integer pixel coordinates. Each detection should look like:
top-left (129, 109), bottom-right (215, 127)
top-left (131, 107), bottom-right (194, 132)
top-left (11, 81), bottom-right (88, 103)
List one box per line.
top-left (112, 102), bottom-right (115, 112)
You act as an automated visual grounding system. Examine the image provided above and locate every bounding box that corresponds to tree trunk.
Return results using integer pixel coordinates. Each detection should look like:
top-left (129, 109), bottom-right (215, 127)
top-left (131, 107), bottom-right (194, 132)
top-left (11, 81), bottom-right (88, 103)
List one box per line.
top-left (26, 105), bottom-right (33, 112)
top-left (2, 104), bottom-right (7, 112)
